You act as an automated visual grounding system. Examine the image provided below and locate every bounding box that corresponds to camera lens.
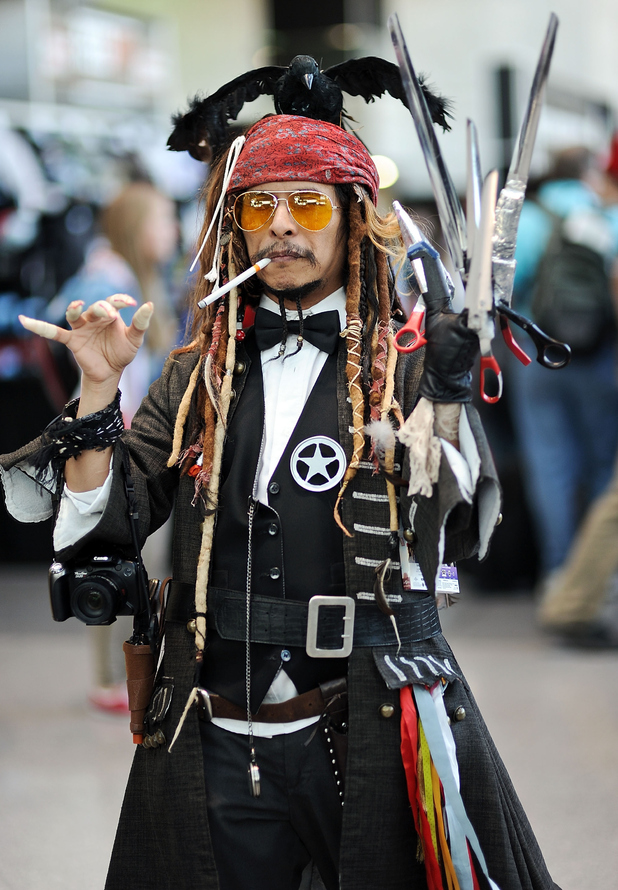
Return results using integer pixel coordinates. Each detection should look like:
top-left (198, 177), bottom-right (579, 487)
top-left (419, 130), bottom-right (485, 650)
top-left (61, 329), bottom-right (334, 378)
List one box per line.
top-left (84, 590), bottom-right (104, 616)
top-left (72, 578), bottom-right (120, 625)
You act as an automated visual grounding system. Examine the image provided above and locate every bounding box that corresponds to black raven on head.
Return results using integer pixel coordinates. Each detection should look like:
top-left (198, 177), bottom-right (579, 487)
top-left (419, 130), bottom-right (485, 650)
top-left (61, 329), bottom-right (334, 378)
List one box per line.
top-left (168, 54), bottom-right (452, 163)
top-left (273, 55), bottom-right (343, 121)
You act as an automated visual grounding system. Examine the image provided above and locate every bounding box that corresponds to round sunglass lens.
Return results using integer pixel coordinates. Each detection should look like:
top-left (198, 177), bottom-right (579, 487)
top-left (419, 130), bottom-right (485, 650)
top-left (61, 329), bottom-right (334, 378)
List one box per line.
top-left (236, 193), bottom-right (276, 231)
top-left (289, 192), bottom-right (333, 230)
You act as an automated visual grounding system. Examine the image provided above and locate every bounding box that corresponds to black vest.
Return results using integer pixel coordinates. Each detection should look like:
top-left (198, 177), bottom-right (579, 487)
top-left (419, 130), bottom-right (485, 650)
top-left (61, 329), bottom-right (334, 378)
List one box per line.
top-left (201, 333), bottom-right (348, 710)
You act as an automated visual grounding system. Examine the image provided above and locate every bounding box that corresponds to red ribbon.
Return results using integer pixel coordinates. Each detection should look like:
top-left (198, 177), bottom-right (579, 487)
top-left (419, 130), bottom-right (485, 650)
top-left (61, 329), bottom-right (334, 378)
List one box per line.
top-left (400, 685), bottom-right (445, 890)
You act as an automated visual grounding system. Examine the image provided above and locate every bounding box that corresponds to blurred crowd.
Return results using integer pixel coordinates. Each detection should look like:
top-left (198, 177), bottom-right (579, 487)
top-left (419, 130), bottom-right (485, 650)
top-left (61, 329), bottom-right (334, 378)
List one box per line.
top-left (513, 139), bottom-right (618, 648)
top-left (471, 136), bottom-right (618, 649)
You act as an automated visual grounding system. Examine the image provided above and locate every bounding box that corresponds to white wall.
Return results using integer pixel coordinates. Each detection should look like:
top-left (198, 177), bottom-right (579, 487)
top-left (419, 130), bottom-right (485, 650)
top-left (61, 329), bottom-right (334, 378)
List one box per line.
top-left (355, 0), bottom-right (618, 198)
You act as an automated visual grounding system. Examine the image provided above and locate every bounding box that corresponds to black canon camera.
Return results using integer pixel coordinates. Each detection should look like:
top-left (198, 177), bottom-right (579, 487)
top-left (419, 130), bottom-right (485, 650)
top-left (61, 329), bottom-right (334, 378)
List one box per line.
top-left (49, 555), bottom-right (144, 626)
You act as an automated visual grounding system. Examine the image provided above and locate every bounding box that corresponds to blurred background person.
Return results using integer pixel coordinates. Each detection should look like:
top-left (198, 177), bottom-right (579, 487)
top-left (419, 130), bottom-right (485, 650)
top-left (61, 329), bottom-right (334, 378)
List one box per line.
top-left (508, 145), bottom-right (618, 583)
top-left (537, 136), bottom-right (618, 646)
top-left (46, 180), bottom-right (181, 712)
top-left (47, 180), bottom-right (181, 423)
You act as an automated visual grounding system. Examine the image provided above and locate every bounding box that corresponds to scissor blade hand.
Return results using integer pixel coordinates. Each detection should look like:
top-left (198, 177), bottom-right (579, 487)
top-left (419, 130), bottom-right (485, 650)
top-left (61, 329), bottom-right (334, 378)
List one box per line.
top-left (508, 13), bottom-right (558, 184)
top-left (492, 13), bottom-right (559, 307)
top-left (465, 170), bottom-right (499, 344)
top-left (388, 13), bottom-right (467, 279)
top-left (392, 201), bottom-right (428, 293)
top-left (466, 120), bottom-right (483, 262)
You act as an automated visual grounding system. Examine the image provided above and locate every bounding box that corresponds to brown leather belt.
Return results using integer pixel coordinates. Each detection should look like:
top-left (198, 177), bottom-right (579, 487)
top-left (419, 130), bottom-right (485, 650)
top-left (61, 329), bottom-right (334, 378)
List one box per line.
top-left (196, 677), bottom-right (347, 724)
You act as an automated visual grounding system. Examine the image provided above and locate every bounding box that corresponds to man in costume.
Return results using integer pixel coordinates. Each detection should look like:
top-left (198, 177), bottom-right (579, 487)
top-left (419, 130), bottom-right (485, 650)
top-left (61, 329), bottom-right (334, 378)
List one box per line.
top-left (1, 113), bottom-right (560, 890)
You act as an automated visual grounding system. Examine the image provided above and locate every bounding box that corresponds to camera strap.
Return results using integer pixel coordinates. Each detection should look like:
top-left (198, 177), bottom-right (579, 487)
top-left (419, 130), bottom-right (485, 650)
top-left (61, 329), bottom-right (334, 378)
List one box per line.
top-left (118, 441), bottom-right (153, 645)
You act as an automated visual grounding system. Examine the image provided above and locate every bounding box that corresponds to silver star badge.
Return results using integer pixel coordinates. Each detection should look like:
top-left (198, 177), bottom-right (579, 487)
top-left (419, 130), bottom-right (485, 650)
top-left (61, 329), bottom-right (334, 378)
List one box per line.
top-left (290, 436), bottom-right (347, 492)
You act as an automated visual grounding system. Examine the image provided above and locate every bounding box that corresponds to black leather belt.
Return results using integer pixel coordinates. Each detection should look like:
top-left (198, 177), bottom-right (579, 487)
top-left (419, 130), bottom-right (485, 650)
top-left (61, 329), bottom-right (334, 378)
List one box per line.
top-left (167, 582), bottom-right (441, 652)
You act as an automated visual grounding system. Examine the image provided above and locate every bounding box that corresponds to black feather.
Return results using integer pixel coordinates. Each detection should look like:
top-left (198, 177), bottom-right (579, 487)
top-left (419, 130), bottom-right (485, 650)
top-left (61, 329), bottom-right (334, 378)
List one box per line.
top-left (325, 57), bottom-right (452, 132)
top-left (168, 66), bottom-right (283, 162)
top-left (167, 54), bottom-right (453, 162)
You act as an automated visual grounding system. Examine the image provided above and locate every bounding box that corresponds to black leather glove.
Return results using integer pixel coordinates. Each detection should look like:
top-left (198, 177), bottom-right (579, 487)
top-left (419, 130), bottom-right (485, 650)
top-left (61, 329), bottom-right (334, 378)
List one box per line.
top-left (408, 242), bottom-right (479, 403)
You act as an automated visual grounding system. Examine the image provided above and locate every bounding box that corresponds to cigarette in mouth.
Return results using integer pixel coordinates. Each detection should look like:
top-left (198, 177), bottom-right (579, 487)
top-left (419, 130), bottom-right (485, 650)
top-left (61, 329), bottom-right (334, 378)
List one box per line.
top-left (197, 258), bottom-right (271, 309)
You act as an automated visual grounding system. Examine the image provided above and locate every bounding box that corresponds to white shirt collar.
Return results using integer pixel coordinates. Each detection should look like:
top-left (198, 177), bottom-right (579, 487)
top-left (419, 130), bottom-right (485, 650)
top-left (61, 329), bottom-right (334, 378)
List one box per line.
top-left (259, 287), bottom-right (346, 331)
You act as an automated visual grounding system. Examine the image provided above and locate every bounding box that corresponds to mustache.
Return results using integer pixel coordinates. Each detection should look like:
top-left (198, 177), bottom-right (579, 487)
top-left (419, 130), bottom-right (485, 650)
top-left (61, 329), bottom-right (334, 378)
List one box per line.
top-left (251, 242), bottom-right (317, 266)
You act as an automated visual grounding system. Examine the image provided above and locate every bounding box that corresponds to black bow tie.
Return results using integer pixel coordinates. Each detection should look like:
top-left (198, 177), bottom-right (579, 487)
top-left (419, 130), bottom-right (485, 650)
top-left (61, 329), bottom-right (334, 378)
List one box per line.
top-left (253, 307), bottom-right (341, 355)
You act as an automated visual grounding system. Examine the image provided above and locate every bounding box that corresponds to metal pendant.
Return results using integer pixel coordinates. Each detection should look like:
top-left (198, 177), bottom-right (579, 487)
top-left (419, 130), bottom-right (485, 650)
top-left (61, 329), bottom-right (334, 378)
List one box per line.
top-left (248, 761), bottom-right (261, 797)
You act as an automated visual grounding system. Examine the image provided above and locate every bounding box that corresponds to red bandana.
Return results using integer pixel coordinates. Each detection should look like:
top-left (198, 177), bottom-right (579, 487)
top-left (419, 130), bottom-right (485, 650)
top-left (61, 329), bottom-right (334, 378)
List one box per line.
top-left (228, 115), bottom-right (380, 205)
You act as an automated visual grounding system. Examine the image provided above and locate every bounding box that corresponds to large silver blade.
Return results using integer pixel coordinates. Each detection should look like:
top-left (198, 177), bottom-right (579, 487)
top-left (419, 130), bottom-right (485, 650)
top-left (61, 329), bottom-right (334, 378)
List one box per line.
top-left (509, 12), bottom-right (559, 184)
top-left (466, 170), bottom-right (499, 346)
top-left (466, 120), bottom-right (483, 261)
top-left (492, 13), bottom-right (559, 306)
top-left (388, 13), bottom-right (467, 279)
top-left (392, 200), bottom-right (428, 293)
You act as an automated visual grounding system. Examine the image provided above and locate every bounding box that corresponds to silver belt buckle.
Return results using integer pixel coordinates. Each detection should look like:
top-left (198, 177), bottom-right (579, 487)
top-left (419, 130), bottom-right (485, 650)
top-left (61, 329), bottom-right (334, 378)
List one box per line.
top-left (306, 595), bottom-right (355, 658)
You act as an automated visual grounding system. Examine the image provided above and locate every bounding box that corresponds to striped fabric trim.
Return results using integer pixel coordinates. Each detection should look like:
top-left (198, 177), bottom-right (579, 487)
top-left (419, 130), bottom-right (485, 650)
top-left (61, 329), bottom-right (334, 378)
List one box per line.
top-left (357, 460), bottom-right (401, 472)
top-left (353, 522), bottom-right (392, 536)
top-left (357, 591), bottom-right (403, 603)
top-left (355, 556), bottom-right (401, 569)
top-left (352, 491), bottom-right (391, 502)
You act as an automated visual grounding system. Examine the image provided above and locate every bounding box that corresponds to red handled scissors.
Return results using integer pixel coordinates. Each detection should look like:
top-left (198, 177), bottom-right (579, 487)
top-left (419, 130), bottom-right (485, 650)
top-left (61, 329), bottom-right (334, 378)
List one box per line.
top-left (393, 294), bottom-right (427, 354)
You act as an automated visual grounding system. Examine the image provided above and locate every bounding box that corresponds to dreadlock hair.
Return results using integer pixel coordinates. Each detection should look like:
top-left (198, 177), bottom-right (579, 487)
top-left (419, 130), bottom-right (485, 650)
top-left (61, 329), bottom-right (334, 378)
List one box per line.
top-left (331, 184), bottom-right (408, 533)
top-left (169, 147), bottom-right (254, 493)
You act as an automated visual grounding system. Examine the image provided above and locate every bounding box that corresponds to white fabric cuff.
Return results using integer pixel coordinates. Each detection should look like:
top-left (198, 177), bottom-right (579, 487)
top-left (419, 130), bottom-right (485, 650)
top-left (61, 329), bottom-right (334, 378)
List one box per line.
top-left (53, 457), bottom-right (113, 552)
top-left (0, 462), bottom-right (55, 522)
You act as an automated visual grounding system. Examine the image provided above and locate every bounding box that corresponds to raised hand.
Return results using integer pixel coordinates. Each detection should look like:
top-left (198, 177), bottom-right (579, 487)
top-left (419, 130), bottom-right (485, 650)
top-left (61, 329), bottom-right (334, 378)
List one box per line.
top-left (19, 294), bottom-right (153, 420)
top-left (19, 294), bottom-right (153, 386)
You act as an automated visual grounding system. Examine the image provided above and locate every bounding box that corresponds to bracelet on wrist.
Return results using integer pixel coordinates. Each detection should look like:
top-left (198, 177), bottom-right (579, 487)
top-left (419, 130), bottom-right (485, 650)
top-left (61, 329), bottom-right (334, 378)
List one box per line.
top-left (33, 390), bottom-right (124, 481)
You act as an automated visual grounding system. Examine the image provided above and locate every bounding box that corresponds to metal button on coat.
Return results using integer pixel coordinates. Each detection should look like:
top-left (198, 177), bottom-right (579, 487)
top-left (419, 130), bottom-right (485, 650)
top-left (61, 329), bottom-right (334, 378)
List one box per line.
top-left (269, 567), bottom-right (281, 580)
top-left (186, 619), bottom-right (197, 634)
top-left (379, 703), bottom-right (395, 719)
top-left (268, 482), bottom-right (280, 495)
top-left (233, 360), bottom-right (246, 376)
top-left (453, 706), bottom-right (466, 722)
top-left (281, 649), bottom-right (291, 662)
top-left (268, 523), bottom-right (279, 536)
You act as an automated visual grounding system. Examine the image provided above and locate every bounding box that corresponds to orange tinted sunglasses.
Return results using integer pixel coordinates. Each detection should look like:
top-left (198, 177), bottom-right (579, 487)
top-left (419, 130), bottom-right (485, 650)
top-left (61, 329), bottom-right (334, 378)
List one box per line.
top-left (233, 190), bottom-right (339, 232)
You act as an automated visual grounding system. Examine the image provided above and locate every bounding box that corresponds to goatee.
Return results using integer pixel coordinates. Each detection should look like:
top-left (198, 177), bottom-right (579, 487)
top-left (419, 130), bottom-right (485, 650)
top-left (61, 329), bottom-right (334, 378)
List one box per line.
top-left (263, 279), bottom-right (324, 304)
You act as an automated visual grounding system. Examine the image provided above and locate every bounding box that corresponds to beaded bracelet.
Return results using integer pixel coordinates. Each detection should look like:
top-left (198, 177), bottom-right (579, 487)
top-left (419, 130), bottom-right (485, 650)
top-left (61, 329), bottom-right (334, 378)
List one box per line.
top-left (33, 390), bottom-right (124, 482)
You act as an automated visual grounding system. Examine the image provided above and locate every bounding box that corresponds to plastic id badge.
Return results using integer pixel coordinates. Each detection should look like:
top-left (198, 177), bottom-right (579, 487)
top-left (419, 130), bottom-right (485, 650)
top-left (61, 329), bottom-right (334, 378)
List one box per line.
top-left (399, 529), bottom-right (460, 595)
top-left (406, 560), bottom-right (459, 593)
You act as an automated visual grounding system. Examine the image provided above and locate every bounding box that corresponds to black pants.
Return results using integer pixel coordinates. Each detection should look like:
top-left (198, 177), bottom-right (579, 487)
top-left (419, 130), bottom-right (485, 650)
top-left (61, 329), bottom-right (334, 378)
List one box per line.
top-left (199, 720), bottom-right (342, 890)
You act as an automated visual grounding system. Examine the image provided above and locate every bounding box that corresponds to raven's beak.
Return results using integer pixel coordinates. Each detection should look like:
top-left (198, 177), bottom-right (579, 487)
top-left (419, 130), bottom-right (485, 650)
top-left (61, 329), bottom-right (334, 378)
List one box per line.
top-left (304, 73), bottom-right (314, 90)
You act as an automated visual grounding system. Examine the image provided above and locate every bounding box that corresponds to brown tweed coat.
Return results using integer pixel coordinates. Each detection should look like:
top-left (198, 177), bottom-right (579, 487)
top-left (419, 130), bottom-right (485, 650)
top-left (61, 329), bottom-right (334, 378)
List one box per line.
top-left (0, 337), bottom-right (559, 890)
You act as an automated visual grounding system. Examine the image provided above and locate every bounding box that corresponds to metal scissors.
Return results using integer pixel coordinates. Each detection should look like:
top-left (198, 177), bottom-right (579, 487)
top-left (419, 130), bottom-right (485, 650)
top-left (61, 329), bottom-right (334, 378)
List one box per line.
top-left (389, 12), bottom-right (570, 402)
top-left (392, 201), bottom-right (427, 353)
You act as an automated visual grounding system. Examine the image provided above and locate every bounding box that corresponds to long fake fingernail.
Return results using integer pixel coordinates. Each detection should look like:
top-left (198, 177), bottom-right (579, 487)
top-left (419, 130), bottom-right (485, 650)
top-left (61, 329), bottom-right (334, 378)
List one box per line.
top-left (92, 301), bottom-right (116, 319)
top-left (133, 302), bottom-right (153, 332)
top-left (19, 315), bottom-right (58, 340)
top-left (66, 302), bottom-right (84, 323)
top-left (108, 293), bottom-right (136, 309)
